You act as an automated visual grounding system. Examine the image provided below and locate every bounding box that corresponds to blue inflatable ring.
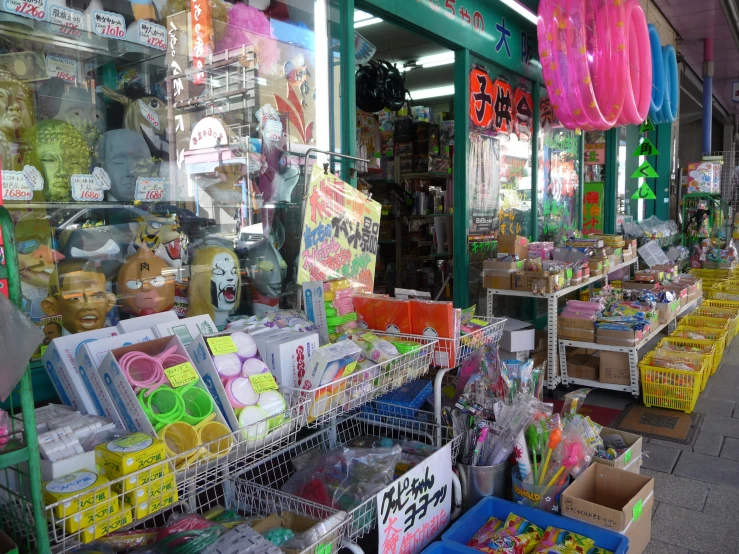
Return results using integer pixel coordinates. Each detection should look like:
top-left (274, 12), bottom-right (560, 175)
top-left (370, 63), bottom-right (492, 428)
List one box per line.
top-left (648, 24), bottom-right (665, 118)
top-left (656, 44), bottom-right (678, 123)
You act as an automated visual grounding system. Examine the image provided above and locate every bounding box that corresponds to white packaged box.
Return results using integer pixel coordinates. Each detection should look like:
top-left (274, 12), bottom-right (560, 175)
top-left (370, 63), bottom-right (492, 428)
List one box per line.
top-left (263, 331), bottom-right (320, 388)
top-left (500, 318), bottom-right (535, 352)
top-left (42, 327), bottom-right (120, 415)
top-left (302, 280), bottom-right (329, 345)
top-left (116, 311), bottom-right (178, 335)
top-left (253, 329), bottom-right (296, 359)
top-left (153, 315), bottom-right (217, 345)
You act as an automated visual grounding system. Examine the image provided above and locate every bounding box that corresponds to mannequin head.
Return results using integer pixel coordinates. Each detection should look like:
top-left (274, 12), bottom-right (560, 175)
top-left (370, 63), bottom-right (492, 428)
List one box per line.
top-left (0, 71), bottom-right (34, 145)
top-left (56, 87), bottom-right (107, 136)
top-left (98, 129), bottom-right (152, 201)
top-left (25, 120), bottom-right (90, 202)
top-left (41, 261), bottom-right (116, 334)
top-left (187, 246), bottom-right (240, 326)
top-left (116, 248), bottom-right (174, 316)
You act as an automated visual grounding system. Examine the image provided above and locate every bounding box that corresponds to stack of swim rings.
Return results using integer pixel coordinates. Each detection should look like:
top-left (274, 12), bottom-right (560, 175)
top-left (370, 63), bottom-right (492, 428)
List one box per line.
top-left (648, 24), bottom-right (679, 124)
top-left (538, 0), bottom-right (652, 130)
top-left (210, 331), bottom-right (288, 442)
top-left (119, 346), bottom-right (233, 467)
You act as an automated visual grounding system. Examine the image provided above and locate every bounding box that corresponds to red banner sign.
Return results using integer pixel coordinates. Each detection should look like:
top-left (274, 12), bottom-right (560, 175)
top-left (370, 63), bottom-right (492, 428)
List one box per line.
top-left (190, 0), bottom-right (212, 85)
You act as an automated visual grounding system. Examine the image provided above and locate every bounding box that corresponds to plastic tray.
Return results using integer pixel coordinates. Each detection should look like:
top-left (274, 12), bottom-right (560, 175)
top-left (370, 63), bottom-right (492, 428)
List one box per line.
top-left (420, 543), bottom-right (470, 553)
top-left (441, 496), bottom-right (629, 554)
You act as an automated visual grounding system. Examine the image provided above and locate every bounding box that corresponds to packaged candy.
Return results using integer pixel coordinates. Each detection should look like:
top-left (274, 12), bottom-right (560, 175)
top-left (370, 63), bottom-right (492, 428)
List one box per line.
top-left (534, 526), bottom-right (594, 553)
top-left (587, 549), bottom-right (613, 554)
top-left (476, 514), bottom-right (543, 554)
top-left (467, 517), bottom-right (504, 548)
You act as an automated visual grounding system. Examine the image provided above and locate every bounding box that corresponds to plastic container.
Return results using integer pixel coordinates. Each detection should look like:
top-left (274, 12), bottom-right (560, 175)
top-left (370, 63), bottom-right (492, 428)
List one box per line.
top-left (441, 496), bottom-right (629, 554)
top-left (671, 327), bottom-right (726, 372)
top-left (420, 543), bottom-right (470, 554)
top-left (678, 316), bottom-right (732, 344)
top-left (511, 471), bottom-right (568, 513)
top-left (639, 353), bottom-right (702, 412)
top-left (374, 378), bottom-right (433, 418)
top-left (694, 306), bottom-right (739, 338)
top-left (657, 337), bottom-right (718, 376)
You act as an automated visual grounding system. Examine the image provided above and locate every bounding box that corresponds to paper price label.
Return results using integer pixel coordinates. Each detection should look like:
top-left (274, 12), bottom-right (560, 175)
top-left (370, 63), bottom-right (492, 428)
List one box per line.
top-left (164, 362), bottom-right (199, 388)
top-left (4, 0), bottom-right (46, 21)
top-left (91, 9), bottom-right (126, 39)
top-left (249, 373), bottom-right (278, 394)
top-left (134, 178), bottom-right (165, 202)
top-left (71, 174), bottom-right (104, 202)
top-left (139, 100), bottom-right (161, 130)
top-left (48, 5), bottom-right (83, 37)
top-left (633, 499), bottom-right (643, 522)
top-left (46, 55), bottom-right (78, 84)
top-left (207, 336), bottom-right (237, 356)
top-left (624, 448), bottom-right (632, 464)
top-left (2, 171), bottom-right (33, 201)
top-left (93, 167), bottom-right (111, 190)
top-left (22, 165), bottom-right (43, 190)
top-left (138, 20), bottom-right (167, 51)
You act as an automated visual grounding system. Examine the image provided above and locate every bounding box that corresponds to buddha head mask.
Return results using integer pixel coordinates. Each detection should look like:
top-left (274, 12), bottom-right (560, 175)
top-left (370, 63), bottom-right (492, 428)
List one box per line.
top-left (24, 120), bottom-right (90, 202)
top-left (0, 71), bottom-right (34, 146)
top-left (116, 248), bottom-right (174, 316)
top-left (97, 129), bottom-right (153, 202)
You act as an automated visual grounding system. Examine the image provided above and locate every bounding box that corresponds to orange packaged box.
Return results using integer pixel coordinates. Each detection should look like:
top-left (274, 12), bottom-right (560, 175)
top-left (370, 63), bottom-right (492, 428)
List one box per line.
top-left (410, 299), bottom-right (456, 367)
top-left (353, 293), bottom-right (378, 330)
top-left (373, 298), bottom-right (413, 335)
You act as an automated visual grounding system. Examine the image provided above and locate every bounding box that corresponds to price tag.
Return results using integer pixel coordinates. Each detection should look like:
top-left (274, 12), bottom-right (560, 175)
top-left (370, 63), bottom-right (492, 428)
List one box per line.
top-left (2, 171), bottom-right (33, 201)
top-left (135, 178), bottom-right (165, 202)
top-left (164, 362), bottom-right (199, 388)
top-left (138, 20), bottom-right (167, 51)
top-left (3, 0), bottom-right (46, 21)
top-left (139, 100), bottom-right (161, 130)
top-left (470, 318), bottom-right (489, 327)
top-left (207, 336), bottom-right (237, 355)
top-left (91, 9), bottom-right (126, 39)
top-left (632, 499), bottom-right (643, 522)
top-left (361, 332), bottom-right (380, 343)
top-left (93, 167), bottom-right (111, 190)
top-left (624, 448), bottom-right (632, 464)
top-left (71, 174), bottom-right (104, 202)
top-left (22, 165), bottom-right (43, 190)
top-left (48, 5), bottom-right (84, 37)
top-left (249, 373), bottom-right (278, 394)
top-left (46, 55), bottom-right (78, 84)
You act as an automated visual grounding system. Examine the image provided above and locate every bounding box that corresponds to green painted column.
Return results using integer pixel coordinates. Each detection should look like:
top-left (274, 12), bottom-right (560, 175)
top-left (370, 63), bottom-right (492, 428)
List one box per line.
top-left (339, 0), bottom-right (356, 185)
top-left (453, 49), bottom-right (470, 309)
top-left (577, 131), bottom-right (584, 229)
top-left (604, 128), bottom-right (618, 233)
top-left (626, 125), bottom-right (641, 217)
top-left (531, 86), bottom-right (540, 242)
top-left (655, 122), bottom-right (672, 220)
top-left (645, 128), bottom-right (657, 218)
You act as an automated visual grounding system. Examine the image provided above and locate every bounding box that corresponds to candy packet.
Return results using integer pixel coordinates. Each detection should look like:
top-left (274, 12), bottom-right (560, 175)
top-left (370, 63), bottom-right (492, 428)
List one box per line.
top-left (467, 516), bottom-right (504, 549)
top-left (476, 514), bottom-right (544, 554)
top-left (587, 548), bottom-right (614, 554)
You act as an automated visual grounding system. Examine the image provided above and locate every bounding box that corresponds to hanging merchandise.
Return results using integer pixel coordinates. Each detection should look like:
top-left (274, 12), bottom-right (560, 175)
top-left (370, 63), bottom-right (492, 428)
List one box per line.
top-left (538, 0), bottom-right (651, 130)
top-left (355, 60), bottom-right (406, 113)
top-left (647, 25), bottom-right (666, 121)
top-left (654, 44), bottom-right (679, 124)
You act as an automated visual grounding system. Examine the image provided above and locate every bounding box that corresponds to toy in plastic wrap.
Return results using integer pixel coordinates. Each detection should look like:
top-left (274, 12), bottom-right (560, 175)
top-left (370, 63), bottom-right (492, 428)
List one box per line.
top-left (116, 247), bottom-right (174, 317)
top-left (97, 129), bottom-right (155, 202)
top-left (187, 246), bottom-right (241, 327)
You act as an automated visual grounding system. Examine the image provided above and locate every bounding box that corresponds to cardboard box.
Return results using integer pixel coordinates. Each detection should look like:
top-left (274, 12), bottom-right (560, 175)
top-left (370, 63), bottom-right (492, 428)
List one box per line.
top-left (525, 271), bottom-right (562, 293)
top-left (561, 464), bottom-right (654, 554)
top-left (593, 427), bottom-right (643, 473)
top-left (153, 315), bottom-right (217, 345)
top-left (597, 328), bottom-right (644, 347)
top-left (500, 318), bottom-right (535, 352)
top-left (657, 299), bottom-right (680, 324)
top-left (558, 316), bottom-right (595, 342)
top-left (497, 234), bottom-right (529, 259)
top-left (567, 355), bottom-right (599, 381)
top-left (263, 331), bottom-right (320, 388)
top-left (512, 272), bottom-right (529, 291)
top-left (663, 284), bottom-right (688, 307)
top-left (42, 327), bottom-right (120, 415)
top-left (599, 351), bottom-right (631, 385)
top-left (482, 270), bottom-right (515, 290)
top-left (499, 348), bottom-right (530, 363)
top-left (116, 311), bottom-right (178, 334)
top-left (483, 259), bottom-right (524, 271)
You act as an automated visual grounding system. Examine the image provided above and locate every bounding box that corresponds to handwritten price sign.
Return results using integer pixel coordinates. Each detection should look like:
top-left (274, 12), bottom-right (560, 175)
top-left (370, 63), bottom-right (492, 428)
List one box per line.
top-left (135, 178), bottom-right (165, 202)
top-left (48, 5), bottom-right (83, 37)
top-left (4, 0), bottom-right (46, 21)
top-left (164, 362), bottom-right (199, 388)
top-left (138, 20), bottom-right (167, 51)
top-left (22, 165), bottom-right (43, 190)
top-left (71, 174), bottom-right (104, 202)
top-left (92, 9), bottom-right (126, 39)
top-left (93, 167), bottom-right (111, 190)
top-left (2, 171), bottom-right (33, 201)
top-left (46, 55), bottom-right (78, 84)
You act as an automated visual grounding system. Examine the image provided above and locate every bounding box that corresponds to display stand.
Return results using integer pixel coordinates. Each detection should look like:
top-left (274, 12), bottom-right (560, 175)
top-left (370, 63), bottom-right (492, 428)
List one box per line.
top-left (485, 258), bottom-right (638, 389)
top-left (557, 295), bottom-right (703, 396)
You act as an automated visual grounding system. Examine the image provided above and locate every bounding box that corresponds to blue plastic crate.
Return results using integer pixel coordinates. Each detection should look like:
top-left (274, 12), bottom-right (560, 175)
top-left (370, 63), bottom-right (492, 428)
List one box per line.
top-left (420, 543), bottom-right (471, 553)
top-left (442, 497), bottom-right (629, 554)
top-left (375, 379), bottom-right (433, 418)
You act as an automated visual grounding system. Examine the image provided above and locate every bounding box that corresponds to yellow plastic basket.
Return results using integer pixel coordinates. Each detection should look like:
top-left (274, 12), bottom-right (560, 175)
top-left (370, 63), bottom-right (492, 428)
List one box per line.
top-left (671, 327), bottom-right (726, 368)
top-left (639, 353), bottom-right (703, 413)
top-left (657, 337), bottom-right (718, 376)
top-left (694, 307), bottom-right (739, 338)
top-left (678, 316), bottom-right (732, 344)
top-left (689, 268), bottom-right (731, 279)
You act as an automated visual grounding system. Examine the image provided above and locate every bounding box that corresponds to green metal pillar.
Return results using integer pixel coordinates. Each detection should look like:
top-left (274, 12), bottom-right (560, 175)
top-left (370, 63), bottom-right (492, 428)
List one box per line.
top-left (604, 128), bottom-right (618, 233)
top-left (645, 128), bottom-right (657, 218)
top-left (453, 49), bottom-right (470, 309)
top-left (531, 86), bottom-right (540, 242)
top-left (626, 125), bottom-right (641, 217)
top-left (576, 131), bottom-right (584, 229)
top-left (339, 0), bottom-right (356, 185)
top-left (654, 122), bottom-right (672, 220)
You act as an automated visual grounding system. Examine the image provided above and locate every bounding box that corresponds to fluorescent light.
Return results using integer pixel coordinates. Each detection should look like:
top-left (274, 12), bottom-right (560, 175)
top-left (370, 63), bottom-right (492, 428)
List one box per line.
top-left (354, 17), bottom-right (382, 28)
top-left (422, 59), bottom-right (454, 69)
top-left (354, 10), bottom-right (373, 22)
top-left (314, 0), bottom-right (330, 153)
top-left (409, 85), bottom-right (454, 100)
top-left (417, 52), bottom-right (454, 65)
top-left (499, 0), bottom-right (538, 24)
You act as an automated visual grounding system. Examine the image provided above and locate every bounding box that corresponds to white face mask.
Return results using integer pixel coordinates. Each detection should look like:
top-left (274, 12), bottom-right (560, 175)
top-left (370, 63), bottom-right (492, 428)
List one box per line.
top-left (210, 253), bottom-right (238, 311)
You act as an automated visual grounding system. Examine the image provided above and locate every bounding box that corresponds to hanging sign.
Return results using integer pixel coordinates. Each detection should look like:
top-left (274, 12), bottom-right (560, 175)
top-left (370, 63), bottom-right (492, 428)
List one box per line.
top-left (584, 143), bottom-right (605, 165)
top-left (190, 0), bottom-right (213, 85)
top-left (3, 0), bottom-right (46, 21)
top-left (631, 161), bottom-right (659, 179)
top-left (632, 182), bottom-right (657, 200)
top-left (492, 77), bottom-right (513, 133)
top-left (632, 137), bottom-right (659, 157)
top-left (138, 20), bottom-right (167, 51)
top-left (582, 182), bottom-right (604, 235)
top-left (135, 178), bottom-right (166, 202)
top-left (297, 164), bottom-right (381, 293)
top-left (377, 443), bottom-right (452, 554)
top-left (639, 118), bottom-right (655, 133)
top-left (469, 67), bottom-right (493, 129)
top-left (513, 87), bottom-right (532, 139)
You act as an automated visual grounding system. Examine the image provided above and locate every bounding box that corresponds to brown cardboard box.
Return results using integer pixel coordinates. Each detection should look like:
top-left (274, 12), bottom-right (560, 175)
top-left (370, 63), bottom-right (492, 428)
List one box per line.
top-left (483, 271), bottom-right (515, 290)
top-left (599, 351), bottom-right (631, 385)
top-left (657, 299), bottom-right (680, 324)
top-left (561, 464), bottom-right (654, 554)
top-left (593, 427), bottom-right (643, 473)
top-left (597, 328), bottom-right (645, 347)
top-left (652, 263), bottom-right (678, 279)
top-left (512, 272), bottom-right (529, 291)
top-left (559, 316), bottom-right (596, 341)
top-left (568, 355), bottom-right (599, 380)
top-left (483, 259), bottom-right (525, 271)
top-left (498, 234), bottom-right (529, 259)
top-left (525, 271), bottom-right (561, 293)
top-left (621, 281), bottom-right (657, 291)
top-left (663, 284), bottom-right (688, 307)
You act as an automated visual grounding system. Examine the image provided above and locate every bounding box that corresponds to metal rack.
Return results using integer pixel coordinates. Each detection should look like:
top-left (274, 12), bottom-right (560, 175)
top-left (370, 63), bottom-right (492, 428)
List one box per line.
top-left (486, 258), bottom-right (638, 389)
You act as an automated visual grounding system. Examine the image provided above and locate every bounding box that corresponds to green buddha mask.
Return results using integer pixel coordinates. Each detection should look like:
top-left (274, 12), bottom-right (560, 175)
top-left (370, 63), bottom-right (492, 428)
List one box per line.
top-left (24, 120), bottom-right (90, 202)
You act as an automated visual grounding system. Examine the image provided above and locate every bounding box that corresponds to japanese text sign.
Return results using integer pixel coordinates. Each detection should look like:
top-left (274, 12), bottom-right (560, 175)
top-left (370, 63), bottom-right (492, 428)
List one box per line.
top-left (190, 0), bottom-right (212, 85)
top-left (582, 182), bottom-right (604, 235)
top-left (584, 143), bottom-right (605, 165)
top-left (377, 443), bottom-right (452, 554)
top-left (298, 165), bottom-right (381, 292)
top-left (469, 67), bottom-right (493, 128)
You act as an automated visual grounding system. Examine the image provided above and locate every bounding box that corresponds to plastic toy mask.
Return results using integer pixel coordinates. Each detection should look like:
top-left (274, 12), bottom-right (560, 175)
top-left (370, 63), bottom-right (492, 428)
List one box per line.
top-left (128, 216), bottom-right (184, 268)
top-left (56, 88), bottom-right (107, 135)
top-left (116, 248), bottom-right (174, 316)
top-left (187, 247), bottom-right (241, 326)
top-left (25, 120), bottom-right (90, 202)
top-left (41, 265), bottom-right (116, 334)
top-left (0, 71), bottom-right (34, 146)
top-left (16, 218), bottom-right (64, 288)
top-left (98, 129), bottom-right (153, 202)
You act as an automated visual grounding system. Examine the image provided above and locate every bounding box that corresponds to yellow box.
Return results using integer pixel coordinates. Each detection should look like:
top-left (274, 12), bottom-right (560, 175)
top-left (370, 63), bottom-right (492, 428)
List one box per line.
top-left (56, 497), bottom-right (119, 534)
top-left (113, 462), bottom-right (170, 495)
top-left (81, 502), bottom-right (132, 543)
top-left (95, 433), bottom-right (167, 479)
top-left (43, 471), bottom-right (111, 522)
top-left (147, 473), bottom-right (178, 516)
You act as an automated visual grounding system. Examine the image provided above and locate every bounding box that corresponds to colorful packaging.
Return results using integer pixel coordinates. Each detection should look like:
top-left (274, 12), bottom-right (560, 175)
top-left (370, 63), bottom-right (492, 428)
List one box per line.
top-left (467, 516), bottom-right (504, 548)
top-left (475, 514), bottom-right (544, 554)
top-left (535, 527), bottom-right (595, 553)
top-left (303, 340), bottom-right (362, 422)
top-left (81, 502), bottom-right (133, 543)
top-left (374, 298), bottom-right (413, 334)
top-left (410, 299), bottom-right (456, 367)
top-left (353, 293), bottom-right (379, 329)
top-left (43, 471), bottom-right (118, 533)
top-left (95, 433), bottom-right (167, 480)
top-left (686, 162), bottom-right (721, 194)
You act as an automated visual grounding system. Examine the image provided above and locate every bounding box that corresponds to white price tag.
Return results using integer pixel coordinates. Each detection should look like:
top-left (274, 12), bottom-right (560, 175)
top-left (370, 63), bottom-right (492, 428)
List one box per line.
top-left (71, 174), bottom-right (104, 202)
top-left (2, 171), bottom-right (33, 201)
top-left (47, 5), bottom-right (83, 37)
top-left (135, 178), bottom-right (165, 202)
top-left (91, 9), bottom-right (126, 39)
top-left (22, 165), bottom-right (43, 190)
top-left (45, 55), bottom-right (78, 84)
top-left (3, 0), bottom-right (46, 21)
top-left (138, 20), bottom-right (167, 51)
top-left (92, 167), bottom-right (111, 190)
top-left (139, 100), bottom-right (161, 130)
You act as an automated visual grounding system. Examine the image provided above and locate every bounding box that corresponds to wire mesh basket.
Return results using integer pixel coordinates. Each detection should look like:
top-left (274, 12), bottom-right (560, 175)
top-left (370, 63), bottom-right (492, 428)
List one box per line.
top-left (231, 401), bottom-right (461, 546)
